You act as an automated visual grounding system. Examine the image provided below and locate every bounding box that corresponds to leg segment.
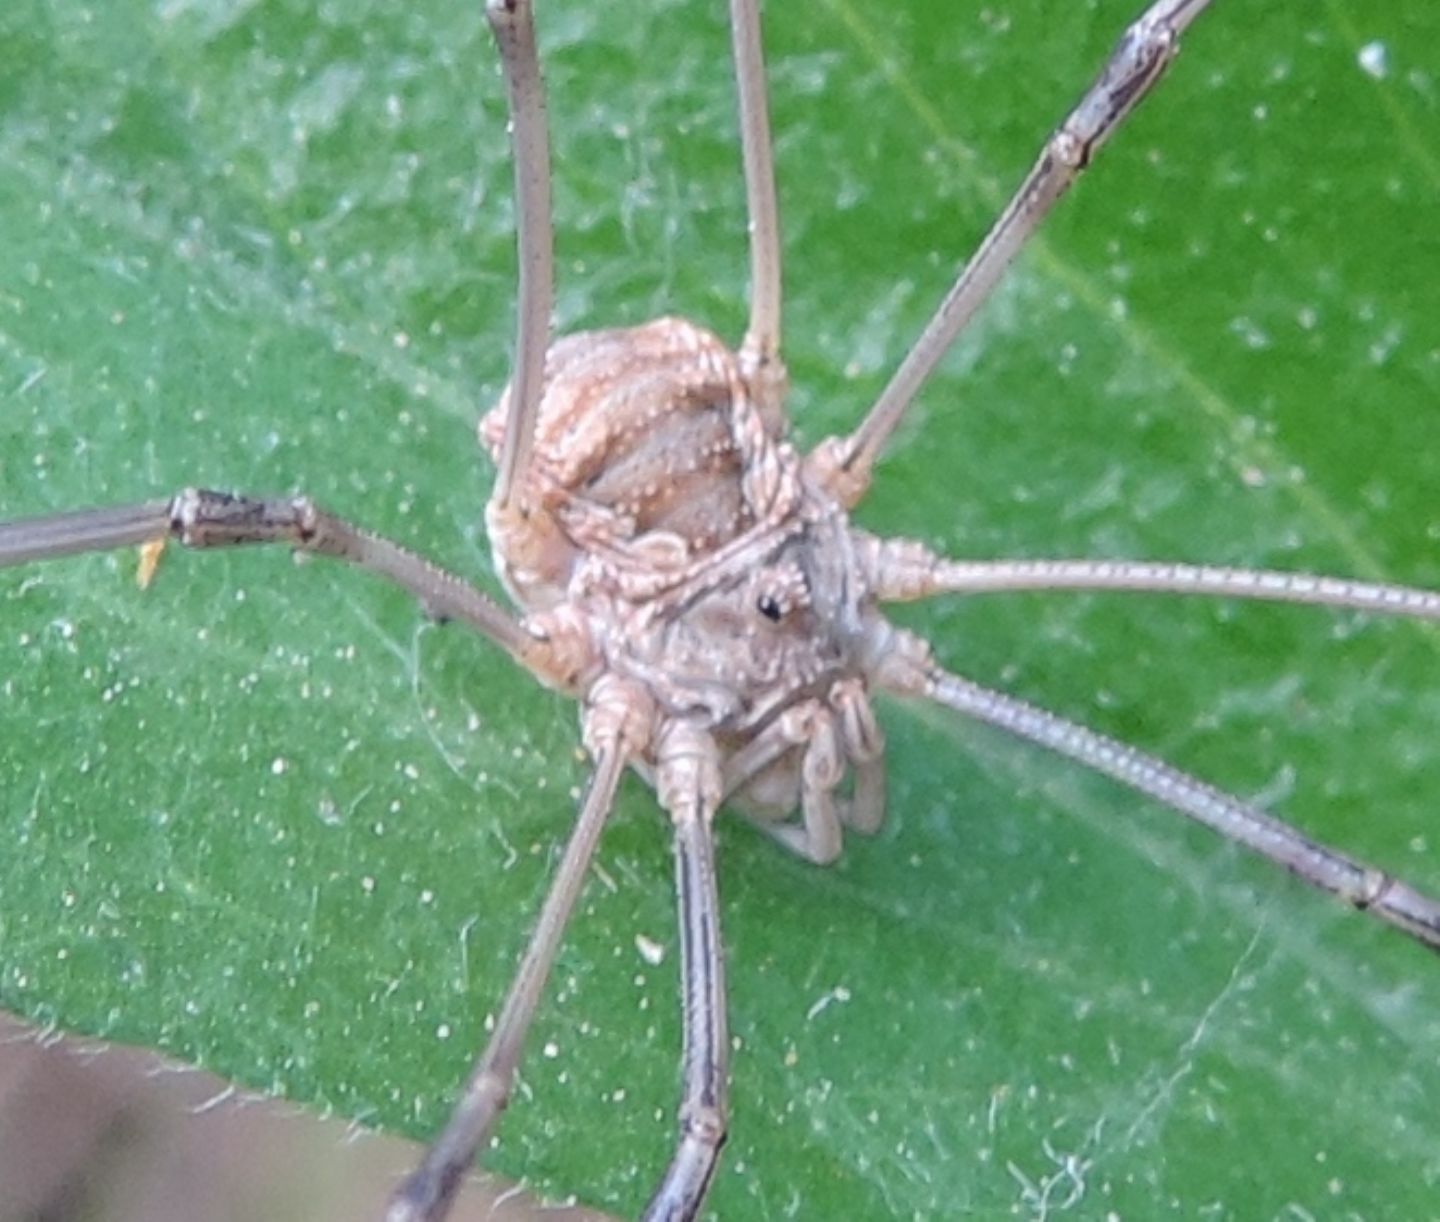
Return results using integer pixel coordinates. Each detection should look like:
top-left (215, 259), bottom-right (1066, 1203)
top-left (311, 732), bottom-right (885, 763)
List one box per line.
top-left (487, 0), bottom-right (556, 515)
top-left (387, 679), bottom-right (651, 1222)
top-left (720, 708), bottom-right (804, 803)
top-left (0, 500), bottom-right (174, 565)
top-left (728, 0), bottom-right (786, 419)
top-left (0, 490), bottom-right (534, 664)
top-left (858, 532), bottom-right (1440, 621)
top-left (643, 722), bottom-right (729, 1221)
top-left (723, 683), bottom-right (889, 859)
top-left (833, 678), bottom-right (887, 835)
top-left (880, 642), bottom-right (1440, 953)
top-left (810, 0), bottom-right (1216, 504)
top-left (781, 704), bottom-right (846, 864)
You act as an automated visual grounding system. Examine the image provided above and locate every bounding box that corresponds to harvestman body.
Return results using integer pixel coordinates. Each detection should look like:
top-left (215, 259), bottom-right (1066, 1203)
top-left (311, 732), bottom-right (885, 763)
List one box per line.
top-left (3, 0), bottom-right (1439, 1218)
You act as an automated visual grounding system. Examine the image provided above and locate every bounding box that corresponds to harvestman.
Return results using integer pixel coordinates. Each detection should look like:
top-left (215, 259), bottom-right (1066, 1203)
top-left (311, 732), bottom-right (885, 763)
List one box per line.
top-left (3, 0), bottom-right (1439, 1218)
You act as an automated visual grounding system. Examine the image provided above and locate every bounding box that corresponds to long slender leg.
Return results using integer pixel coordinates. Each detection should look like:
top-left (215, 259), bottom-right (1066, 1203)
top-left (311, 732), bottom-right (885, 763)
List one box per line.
top-left (386, 679), bottom-right (650, 1222)
top-left (809, 0), bottom-right (1216, 504)
top-left (729, 0), bottom-right (786, 417)
top-left (643, 722), bottom-right (729, 1222)
top-left (487, 0), bottom-right (556, 515)
top-left (0, 500), bottom-right (174, 564)
top-left (0, 491), bottom-right (534, 663)
top-left (858, 533), bottom-right (1440, 621)
top-left (879, 641), bottom-right (1440, 953)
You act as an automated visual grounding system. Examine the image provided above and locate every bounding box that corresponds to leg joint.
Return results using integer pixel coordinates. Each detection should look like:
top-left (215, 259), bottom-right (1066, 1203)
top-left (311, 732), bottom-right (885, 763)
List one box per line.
top-left (679, 1102), bottom-right (728, 1149)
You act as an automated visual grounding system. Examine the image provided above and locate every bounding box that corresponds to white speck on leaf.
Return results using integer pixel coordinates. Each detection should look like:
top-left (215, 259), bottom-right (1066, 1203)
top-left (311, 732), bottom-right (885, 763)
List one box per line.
top-left (805, 986), bottom-right (852, 1023)
top-left (1358, 41), bottom-right (1389, 80)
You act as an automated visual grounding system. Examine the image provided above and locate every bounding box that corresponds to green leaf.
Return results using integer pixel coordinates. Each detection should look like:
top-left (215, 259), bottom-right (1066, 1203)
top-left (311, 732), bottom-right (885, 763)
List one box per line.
top-left (3, 0), bottom-right (1439, 1216)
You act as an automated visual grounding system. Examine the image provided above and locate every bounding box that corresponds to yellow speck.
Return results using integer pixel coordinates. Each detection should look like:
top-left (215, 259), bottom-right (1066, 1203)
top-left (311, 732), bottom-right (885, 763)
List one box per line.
top-left (136, 538), bottom-right (166, 589)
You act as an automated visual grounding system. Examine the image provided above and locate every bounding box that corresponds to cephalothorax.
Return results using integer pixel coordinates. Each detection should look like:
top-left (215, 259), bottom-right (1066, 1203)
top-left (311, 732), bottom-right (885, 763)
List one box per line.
top-left (483, 311), bottom-right (887, 842)
top-left (3, 0), bottom-right (1440, 1219)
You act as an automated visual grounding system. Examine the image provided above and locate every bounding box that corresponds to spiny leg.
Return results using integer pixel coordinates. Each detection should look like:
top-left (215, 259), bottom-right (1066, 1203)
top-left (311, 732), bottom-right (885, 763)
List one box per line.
top-left (809, 0), bottom-right (1216, 504)
top-left (386, 679), bottom-right (650, 1222)
top-left (728, 0), bottom-right (786, 415)
top-left (0, 491), bottom-right (533, 663)
top-left (857, 533), bottom-right (1440, 622)
top-left (643, 723), bottom-right (730, 1221)
top-left (879, 640), bottom-right (1440, 953)
top-left (487, 0), bottom-right (556, 515)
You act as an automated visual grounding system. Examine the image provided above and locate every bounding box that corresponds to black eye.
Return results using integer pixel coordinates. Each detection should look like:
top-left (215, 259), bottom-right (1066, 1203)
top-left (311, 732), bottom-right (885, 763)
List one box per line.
top-left (756, 593), bottom-right (783, 622)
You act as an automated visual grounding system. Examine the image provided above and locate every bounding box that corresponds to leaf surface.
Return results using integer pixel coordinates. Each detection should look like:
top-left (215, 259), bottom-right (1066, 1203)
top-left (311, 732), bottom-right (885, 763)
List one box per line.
top-left (2, 0), bottom-right (1438, 1215)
